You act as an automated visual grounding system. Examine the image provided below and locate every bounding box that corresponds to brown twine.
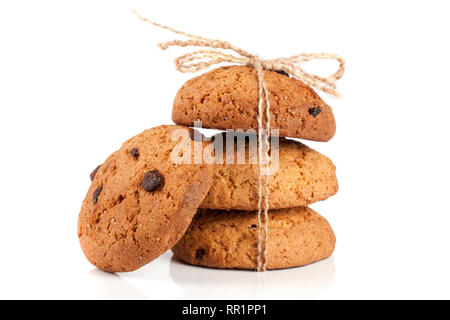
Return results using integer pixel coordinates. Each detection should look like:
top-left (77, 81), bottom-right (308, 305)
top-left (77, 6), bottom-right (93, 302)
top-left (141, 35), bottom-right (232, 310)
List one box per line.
top-left (133, 10), bottom-right (345, 271)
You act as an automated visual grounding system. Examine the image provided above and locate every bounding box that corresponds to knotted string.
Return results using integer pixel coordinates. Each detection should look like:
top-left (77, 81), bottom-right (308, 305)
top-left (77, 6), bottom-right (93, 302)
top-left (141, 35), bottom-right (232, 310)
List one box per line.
top-left (133, 10), bottom-right (345, 271)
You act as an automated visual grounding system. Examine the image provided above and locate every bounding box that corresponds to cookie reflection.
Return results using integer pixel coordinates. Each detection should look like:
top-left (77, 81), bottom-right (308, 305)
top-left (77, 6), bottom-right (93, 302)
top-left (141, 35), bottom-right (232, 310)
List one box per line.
top-left (169, 255), bottom-right (335, 299)
top-left (88, 269), bottom-right (148, 299)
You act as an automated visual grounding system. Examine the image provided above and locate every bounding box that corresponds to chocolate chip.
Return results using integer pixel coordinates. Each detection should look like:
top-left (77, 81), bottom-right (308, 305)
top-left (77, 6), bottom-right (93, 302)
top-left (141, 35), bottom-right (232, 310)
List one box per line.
top-left (308, 107), bottom-right (322, 118)
top-left (195, 248), bottom-right (205, 260)
top-left (142, 170), bottom-right (164, 192)
top-left (130, 148), bottom-right (139, 159)
top-left (93, 186), bottom-right (102, 205)
top-left (90, 165), bottom-right (100, 181)
top-left (250, 224), bottom-right (257, 229)
top-left (274, 69), bottom-right (290, 77)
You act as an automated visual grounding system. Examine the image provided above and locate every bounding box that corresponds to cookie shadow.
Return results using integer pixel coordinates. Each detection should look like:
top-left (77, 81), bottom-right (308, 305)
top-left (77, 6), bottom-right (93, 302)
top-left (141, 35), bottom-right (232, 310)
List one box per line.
top-left (169, 255), bottom-right (336, 299)
top-left (88, 269), bottom-right (148, 299)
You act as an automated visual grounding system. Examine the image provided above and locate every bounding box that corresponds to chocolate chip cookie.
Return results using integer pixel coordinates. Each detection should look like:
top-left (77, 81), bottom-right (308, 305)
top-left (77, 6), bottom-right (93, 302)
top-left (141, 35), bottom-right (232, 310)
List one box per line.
top-left (201, 133), bottom-right (338, 210)
top-left (172, 206), bottom-right (336, 270)
top-left (172, 65), bottom-right (336, 141)
top-left (78, 125), bottom-right (214, 272)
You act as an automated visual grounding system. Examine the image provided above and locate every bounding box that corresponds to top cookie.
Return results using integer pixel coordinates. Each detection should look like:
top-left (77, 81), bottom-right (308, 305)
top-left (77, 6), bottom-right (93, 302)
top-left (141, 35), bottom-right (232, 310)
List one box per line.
top-left (172, 65), bottom-right (336, 141)
top-left (78, 125), bottom-right (214, 272)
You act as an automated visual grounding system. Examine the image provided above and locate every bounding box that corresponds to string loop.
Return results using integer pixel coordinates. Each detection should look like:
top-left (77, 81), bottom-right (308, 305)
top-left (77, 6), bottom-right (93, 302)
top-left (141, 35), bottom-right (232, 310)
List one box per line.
top-left (133, 10), bottom-right (345, 97)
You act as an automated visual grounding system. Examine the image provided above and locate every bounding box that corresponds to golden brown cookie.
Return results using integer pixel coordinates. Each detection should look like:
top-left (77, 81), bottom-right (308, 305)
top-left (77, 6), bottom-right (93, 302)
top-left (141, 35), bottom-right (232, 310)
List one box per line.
top-left (172, 65), bottom-right (336, 141)
top-left (200, 133), bottom-right (338, 210)
top-left (172, 207), bottom-right (336, 270)
top-left (78, 125), bottom-right (214, 272)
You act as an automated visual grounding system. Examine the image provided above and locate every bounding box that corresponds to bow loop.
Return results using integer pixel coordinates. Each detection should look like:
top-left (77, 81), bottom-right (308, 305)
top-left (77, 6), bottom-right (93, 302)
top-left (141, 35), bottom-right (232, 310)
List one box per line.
top-left (287, 53), bottom-right (346, 81)
top-left (133, 10), bottom-right (344, 97)
top-left (262, 54), bottom-right (344, 96)
top-left (175, 50), bottom-right (247, 73)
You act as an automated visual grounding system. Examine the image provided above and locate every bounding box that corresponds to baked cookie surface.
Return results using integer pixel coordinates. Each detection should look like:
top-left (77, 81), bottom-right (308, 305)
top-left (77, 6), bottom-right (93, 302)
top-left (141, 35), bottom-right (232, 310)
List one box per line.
top-left (200, 134), bottom-right (338, 210)
top-left (78, 125), bottom-right (214, 272)
top-left (172, 207), bottom-right (336, 270)
top-left (172, 65), bottom-right (336, 141)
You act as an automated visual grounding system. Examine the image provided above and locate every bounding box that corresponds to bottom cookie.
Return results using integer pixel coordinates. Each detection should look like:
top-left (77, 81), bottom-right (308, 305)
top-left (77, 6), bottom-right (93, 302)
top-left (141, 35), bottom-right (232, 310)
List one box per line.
top-left (171, 207), bottom-right (335, 270)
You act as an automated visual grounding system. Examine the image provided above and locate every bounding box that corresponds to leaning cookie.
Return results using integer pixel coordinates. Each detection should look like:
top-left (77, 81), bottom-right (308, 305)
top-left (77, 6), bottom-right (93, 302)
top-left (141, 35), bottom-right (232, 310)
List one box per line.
top-left (78, 125), bottom-right (214, 272)
top-left (172, 65), bottom-right (336, 142)
top-left (200, 133), bottom-right (338, 210)
top-left (172, 207), bottom-right (335, 270)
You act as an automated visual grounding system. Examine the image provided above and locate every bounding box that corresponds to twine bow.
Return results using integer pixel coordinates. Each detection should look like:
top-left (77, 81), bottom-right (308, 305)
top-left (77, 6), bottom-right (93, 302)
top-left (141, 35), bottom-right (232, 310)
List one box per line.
top-left (133, 10), bottom-right (345, 97)
top-left (133, 10), bottom-right (345, 271)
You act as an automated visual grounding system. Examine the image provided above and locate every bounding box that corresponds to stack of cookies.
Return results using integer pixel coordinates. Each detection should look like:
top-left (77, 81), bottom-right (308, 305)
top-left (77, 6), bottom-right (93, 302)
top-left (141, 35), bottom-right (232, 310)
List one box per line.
top-left (78, 65), bottom-right (338, 272)
top-left (171, 66), bottom-right (338, 270)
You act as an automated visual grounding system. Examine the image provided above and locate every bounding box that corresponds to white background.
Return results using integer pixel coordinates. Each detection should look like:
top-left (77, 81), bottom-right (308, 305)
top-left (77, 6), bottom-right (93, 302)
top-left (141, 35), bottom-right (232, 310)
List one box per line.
top-left (1, 0), bottom-right (449, 299)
